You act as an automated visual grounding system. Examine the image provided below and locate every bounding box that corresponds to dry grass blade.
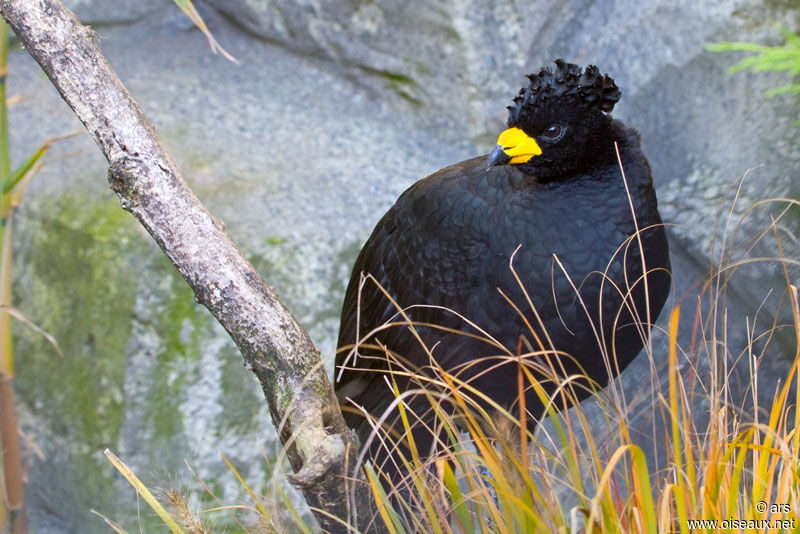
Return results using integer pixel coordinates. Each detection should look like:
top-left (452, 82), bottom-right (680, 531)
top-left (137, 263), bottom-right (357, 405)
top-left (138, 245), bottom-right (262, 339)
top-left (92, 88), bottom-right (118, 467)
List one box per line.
top-left (0, 305), bottom-right (63, 358)
top-left (104, 449), bottom-right (186, 534)
top-left (90, 509), bottom-right (130, 534)
top-left (171, 0), bottom-right (238, 63)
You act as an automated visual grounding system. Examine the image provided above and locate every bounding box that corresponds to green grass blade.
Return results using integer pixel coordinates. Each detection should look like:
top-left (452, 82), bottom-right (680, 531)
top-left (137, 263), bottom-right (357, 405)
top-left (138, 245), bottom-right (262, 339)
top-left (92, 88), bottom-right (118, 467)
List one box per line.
top-left (707, 28), bottom-right (800, 103)
top-left (365, 463), bottom-right (407, 534)
top-left (442, 460), bottom-right (474, 534)
top-left (630, 445), bottom-right (657, 534)
top-left (3, 143), bottom-right (49, 195)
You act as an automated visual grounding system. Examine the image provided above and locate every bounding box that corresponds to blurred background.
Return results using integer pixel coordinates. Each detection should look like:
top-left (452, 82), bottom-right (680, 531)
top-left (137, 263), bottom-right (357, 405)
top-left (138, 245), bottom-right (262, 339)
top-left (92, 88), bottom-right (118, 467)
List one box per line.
top-left (5, 0), bottom-right (799, 531)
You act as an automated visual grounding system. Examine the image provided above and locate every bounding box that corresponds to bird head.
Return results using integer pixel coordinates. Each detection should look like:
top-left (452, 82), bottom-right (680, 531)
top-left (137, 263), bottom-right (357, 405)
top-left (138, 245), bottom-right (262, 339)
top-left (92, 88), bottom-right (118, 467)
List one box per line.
top-left (487, 59), bottom-right (622, 178)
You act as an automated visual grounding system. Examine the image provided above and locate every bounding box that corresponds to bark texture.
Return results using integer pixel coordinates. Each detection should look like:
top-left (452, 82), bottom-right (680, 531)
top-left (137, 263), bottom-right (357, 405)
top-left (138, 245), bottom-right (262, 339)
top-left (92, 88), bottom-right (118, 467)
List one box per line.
top-left (0, 0), bottom-right (368, 530)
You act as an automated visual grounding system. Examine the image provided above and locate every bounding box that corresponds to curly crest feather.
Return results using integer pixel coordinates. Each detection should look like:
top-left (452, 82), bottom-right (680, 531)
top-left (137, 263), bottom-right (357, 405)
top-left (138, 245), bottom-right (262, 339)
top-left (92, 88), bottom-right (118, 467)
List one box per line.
top-left (507, 59), bottom-right (620, 124)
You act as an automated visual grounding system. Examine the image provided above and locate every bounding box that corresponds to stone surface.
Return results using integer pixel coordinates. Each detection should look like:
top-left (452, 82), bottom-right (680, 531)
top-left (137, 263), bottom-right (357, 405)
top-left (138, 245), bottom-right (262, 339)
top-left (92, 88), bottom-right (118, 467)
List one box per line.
top-left (4, 0), bottom-right (799, 531)
top-left (205, 0), bottom-right (530, 141)
top-left (62, 0), bottom-right (162, 24)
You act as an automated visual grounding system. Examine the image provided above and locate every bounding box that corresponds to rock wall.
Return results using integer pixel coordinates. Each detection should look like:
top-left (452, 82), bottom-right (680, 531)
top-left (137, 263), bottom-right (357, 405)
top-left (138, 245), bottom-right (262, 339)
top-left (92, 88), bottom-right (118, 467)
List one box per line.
top-left (6, 0), bottom-right (798, 530)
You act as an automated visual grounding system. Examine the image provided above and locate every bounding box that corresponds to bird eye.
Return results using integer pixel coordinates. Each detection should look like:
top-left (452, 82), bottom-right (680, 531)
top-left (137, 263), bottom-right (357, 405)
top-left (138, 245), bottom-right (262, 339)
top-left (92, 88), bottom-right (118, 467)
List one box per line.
top-left (542, 124), bottom-right (564, 140)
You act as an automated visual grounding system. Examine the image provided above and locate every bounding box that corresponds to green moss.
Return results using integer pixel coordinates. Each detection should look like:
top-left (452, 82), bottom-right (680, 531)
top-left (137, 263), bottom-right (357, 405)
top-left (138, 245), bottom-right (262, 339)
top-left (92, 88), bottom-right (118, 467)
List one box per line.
top-left (358, 65), bottom-right (424, 105)
top-left (13, 194), bottom-right (142, 445)
top-left (265, 235), bottom-right (288, 246)
top-left (143, 256), bottom-right (214, 439)
top-left (11, 188), bottom-right (287, 530)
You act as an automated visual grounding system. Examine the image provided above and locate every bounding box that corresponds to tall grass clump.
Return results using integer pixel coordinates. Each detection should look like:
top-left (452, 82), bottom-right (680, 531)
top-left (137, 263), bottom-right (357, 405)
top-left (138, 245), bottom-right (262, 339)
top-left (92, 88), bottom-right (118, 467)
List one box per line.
top-left (341, 177), bottom-right (799, 533)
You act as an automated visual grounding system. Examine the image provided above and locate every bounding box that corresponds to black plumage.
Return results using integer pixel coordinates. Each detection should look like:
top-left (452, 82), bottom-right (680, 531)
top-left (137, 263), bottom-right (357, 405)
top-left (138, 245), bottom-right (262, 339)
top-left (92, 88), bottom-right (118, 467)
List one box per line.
top-left (335, 59), bottom-right (671, 480)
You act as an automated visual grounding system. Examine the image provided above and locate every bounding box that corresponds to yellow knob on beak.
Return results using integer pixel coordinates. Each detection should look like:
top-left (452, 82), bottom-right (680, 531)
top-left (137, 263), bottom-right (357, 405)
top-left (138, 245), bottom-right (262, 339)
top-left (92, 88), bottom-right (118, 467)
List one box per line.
top-left (486, 127), bottom-right (542, 170)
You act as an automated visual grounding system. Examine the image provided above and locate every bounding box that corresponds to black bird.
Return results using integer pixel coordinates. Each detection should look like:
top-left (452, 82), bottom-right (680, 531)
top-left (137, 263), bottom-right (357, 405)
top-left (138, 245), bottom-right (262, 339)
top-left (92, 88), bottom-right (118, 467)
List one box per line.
top-left (335, 59), bottom-right (671, 481)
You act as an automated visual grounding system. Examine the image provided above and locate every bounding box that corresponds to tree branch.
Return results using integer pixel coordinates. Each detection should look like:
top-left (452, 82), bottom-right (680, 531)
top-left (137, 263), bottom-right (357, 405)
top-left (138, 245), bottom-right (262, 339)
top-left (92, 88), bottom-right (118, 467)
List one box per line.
top-left (0, 0), bottom-right (368, 530)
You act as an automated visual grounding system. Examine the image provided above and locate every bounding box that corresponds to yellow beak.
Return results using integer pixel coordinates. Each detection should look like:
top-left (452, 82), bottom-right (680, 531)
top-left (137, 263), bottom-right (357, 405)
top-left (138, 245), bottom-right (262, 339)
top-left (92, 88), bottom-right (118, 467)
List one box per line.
top-left (486, 127), bottom-right (542, 170)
